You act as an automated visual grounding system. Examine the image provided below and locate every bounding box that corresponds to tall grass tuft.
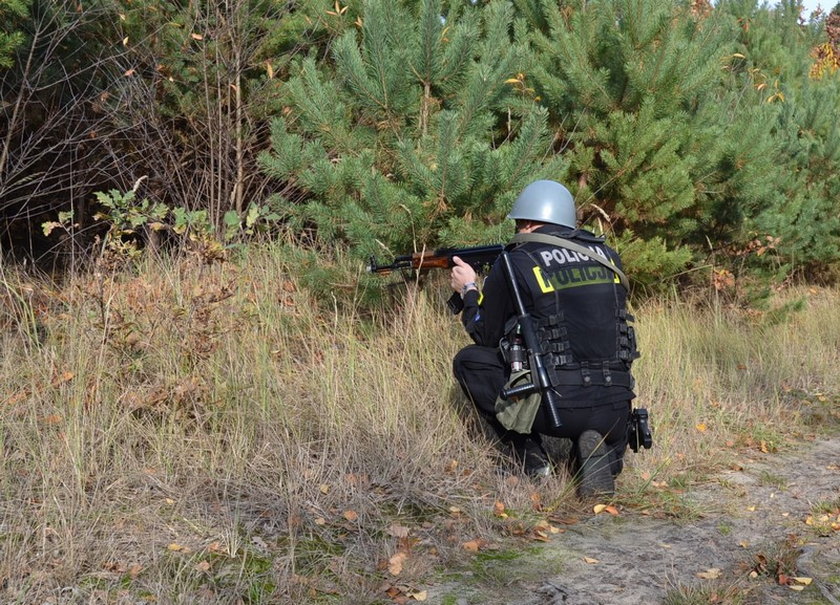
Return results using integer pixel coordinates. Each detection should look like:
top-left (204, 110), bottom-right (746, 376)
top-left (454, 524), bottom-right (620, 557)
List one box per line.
top-left (1, 248), bottom-right (838, 602)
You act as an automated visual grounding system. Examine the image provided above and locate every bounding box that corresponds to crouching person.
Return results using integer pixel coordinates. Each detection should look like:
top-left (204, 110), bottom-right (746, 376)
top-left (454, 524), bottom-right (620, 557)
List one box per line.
top-left (451, 180), bottom-right (640, 498)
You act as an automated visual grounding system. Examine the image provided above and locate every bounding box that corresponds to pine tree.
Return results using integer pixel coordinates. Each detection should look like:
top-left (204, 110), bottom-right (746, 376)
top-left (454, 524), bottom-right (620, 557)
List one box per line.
top-left (517, 0), bottom-right (840, 286)
top-left (717, 0), bottom-right (840, 280)
top-left (260, 0), bottom-right (565, 268)
top-left (0, 0), bottom-right (28, 69)
top-left (522, 0), bottom-right (732, 285)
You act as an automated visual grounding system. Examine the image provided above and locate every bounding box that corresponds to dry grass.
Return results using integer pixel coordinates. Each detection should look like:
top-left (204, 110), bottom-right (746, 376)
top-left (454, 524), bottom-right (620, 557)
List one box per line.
top-left (0, 248), bottom-right (838, 603)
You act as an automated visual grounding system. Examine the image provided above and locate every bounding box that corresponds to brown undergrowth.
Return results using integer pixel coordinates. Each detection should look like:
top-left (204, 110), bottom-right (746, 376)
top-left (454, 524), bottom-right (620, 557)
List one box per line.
top-left (1, 248), bottom-right (838, 604)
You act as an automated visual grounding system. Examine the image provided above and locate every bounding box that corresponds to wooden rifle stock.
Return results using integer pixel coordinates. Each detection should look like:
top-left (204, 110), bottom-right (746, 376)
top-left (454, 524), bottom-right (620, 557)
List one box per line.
top-left (368, 244), bottom-right (504, 314)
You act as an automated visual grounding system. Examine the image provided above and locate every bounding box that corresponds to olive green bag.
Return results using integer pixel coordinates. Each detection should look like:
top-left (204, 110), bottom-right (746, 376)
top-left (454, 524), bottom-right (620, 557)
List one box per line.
top-left (494, 370), bottom-right (542, 434)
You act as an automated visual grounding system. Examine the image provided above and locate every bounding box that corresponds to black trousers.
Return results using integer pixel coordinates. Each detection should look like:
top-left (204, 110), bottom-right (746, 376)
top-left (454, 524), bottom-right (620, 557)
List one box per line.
top-left (453, 344), bottom-right (630, 475)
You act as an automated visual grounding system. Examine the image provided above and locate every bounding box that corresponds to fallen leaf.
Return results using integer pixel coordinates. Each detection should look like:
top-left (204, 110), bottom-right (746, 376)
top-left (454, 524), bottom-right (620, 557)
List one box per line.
top-left (388, 524), bottom-right (410, 538)
top-left (168, 543), bottom-right (184, 552)
top-left (583, 557), bottom-right (599, 564)
top-left (448, 506), bottom-right (461, 515)
top-left (388, 552), bottom-right (407, 576)
top-left (314, 517), bottom-right (326, 525)
top-left (696, 568), bottom-right (722, 580)
top-left (493, 501), bottom-right (506, 517)
top-left (191, 33), bottom-right (204, 40)
top-left (604, 505), bottom-right (620, 516)
top-left (549, 515), bottom-right (580, 525)
top-left (532, 520), bottom-right (550, 532)
top-left (319, 484), bottom-right (330, 494)
top-left (462, 540), bottom-right (481, 552)
top-left (195, 560), bottom-right (210, 572)
top-left (788, 585), bottom-right (805, 591)
top-left (408, 590), bottom-right (427, 601)
top-left (52, 371), bottom-right (75, 386)
top-left (343, 510), bottom-right (358, 522)
top-left (791, 577), bottom-right (813, 585)
top-left (695, 423), bottom-right (708, 432)
top-left (593, 504), bottom-right (608, 514)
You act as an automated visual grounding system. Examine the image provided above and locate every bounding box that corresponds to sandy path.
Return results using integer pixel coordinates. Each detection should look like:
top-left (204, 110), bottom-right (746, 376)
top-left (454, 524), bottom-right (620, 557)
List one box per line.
top-left (431, 436), bottom-right (840, 605)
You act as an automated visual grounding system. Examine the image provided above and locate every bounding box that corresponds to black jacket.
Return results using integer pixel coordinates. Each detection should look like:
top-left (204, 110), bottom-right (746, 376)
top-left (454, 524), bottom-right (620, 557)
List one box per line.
top-left (460, 225), bottom-right (635, 406)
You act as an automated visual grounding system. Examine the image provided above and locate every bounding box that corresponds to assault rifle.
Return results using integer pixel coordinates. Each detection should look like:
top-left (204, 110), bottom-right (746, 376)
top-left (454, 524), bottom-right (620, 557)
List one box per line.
top-left (368, 244), bottom-right (504, 313)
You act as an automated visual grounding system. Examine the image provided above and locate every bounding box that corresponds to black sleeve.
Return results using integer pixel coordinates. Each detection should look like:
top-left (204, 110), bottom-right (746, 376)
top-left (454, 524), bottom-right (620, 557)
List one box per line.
top-left (460, 260), bottom-right (512, 347)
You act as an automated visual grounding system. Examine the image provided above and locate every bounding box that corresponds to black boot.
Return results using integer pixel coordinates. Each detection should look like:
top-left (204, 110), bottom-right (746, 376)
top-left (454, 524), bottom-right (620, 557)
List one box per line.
top-left (511, 436), bottom-right (551, 478)
top-left (575, 430), bottom-right (614, 498)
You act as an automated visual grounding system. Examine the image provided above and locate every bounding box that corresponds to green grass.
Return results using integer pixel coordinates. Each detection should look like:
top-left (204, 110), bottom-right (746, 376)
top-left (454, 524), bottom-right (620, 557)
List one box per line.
top-left (1, 247), bottom-right (839, 602)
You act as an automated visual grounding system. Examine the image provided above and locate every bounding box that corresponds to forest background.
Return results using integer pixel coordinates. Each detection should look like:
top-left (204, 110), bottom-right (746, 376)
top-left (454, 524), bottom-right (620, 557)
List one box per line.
top-left (2, 1), bottom-right (840, 604)
top-left (0, 0), bottom-right (839, 295)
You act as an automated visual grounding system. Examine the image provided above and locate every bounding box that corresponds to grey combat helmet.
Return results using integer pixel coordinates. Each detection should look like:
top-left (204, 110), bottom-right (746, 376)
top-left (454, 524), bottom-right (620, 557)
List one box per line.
top-left (507, 180), bottom-right (576, 228)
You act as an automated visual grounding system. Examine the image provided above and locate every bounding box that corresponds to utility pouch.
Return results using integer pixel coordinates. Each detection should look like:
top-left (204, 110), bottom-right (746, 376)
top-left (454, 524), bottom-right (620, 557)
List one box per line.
top-left (495, 370), bottom-right (542, 434)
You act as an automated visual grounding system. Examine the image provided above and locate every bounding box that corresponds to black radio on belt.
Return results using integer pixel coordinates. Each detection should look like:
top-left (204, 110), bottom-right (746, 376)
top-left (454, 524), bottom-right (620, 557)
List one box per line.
top-left (628, 408), bottom-right (653, 452)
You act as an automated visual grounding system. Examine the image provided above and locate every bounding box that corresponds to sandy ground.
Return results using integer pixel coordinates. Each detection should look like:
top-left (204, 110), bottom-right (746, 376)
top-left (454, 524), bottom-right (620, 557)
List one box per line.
top-left (429, 436), bottom-right (840, 605)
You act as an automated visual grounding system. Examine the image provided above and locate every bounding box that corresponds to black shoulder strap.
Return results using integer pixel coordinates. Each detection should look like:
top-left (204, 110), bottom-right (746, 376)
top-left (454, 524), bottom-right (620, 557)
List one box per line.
top-left (509, 232), bottom-right (630, 291)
